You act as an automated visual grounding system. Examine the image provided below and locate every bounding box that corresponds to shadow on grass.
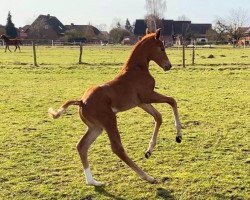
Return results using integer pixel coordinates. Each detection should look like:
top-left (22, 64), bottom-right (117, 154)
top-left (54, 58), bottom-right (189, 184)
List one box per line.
top-left (156, 188), bottom-right (175, 200)
top-left (94, 186), bottom-right (125, 200)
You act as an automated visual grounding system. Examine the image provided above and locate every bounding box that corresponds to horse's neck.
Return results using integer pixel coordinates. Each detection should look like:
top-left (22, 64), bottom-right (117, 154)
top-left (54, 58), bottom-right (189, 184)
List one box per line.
top-left (123, 46), bottom-right (149, 72)
top-left (3, 36), bottom-right (9, 42)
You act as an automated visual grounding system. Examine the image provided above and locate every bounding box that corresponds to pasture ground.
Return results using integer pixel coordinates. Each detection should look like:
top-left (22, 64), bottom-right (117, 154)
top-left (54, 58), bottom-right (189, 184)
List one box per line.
top-left (0, 45), bottom-right (249, 200)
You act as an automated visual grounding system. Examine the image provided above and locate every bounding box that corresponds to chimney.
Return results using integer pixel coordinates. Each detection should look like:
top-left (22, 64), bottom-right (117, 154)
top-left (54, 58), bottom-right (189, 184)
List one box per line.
top-left (71, 23), bottom-right (74, 26)
top-left (47, 14), bottom-right (50, 18)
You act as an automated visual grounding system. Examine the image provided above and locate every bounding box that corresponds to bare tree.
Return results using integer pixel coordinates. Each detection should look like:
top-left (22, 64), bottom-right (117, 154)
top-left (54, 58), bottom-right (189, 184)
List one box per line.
top-left (205, 28), bottom-right (218, 43)
top-left (177, 15), bottom-right (190, 21)
top-left (96, 24), bottom-right (108, 32)
top-left (144, 0), bottom-right (167, 31)
top-left (215, 7), bottom-right (249, 45)
top-left (227, 8), bottom-right (248, 45)
top-left (110, 18), bottom-right (124, 30)
top-left (214, 19), bottom-right (230, 43)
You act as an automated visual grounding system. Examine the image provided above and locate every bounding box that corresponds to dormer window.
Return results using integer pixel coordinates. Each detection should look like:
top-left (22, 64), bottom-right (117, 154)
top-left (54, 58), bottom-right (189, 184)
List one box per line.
top-left (45, 25), bottom-right (49, 29)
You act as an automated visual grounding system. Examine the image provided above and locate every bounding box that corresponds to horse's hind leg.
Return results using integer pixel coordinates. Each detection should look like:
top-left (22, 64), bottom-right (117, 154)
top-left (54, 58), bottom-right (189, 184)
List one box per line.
top-left (139, 104), bottom-right (162, 159)
top-left (77, 125), bottom-right (103, 186)
top-left (18, 45), bottom-right (21, 52)
top-left (14, 46), bottom-right (17, 52)
top-left (102, 110), bottom-right (156, 183)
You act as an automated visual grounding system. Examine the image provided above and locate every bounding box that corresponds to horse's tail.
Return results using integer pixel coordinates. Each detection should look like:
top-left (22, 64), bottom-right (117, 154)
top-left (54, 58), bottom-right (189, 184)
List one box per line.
top-left (48, 100), bottom-right (83, 119)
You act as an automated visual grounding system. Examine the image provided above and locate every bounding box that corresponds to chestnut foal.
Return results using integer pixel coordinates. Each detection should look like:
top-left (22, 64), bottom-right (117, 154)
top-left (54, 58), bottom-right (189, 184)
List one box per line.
top-left (48, 29), bottom-right (182, 186)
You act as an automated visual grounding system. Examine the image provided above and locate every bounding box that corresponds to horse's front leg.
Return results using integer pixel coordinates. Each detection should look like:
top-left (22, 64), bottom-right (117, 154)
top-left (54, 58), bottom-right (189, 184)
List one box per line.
top-left (139, 104), bottom-right (162, 158)
top-left (142, 92), bottom-right (182, 143)
top-left (14, 45), bottom-right (17, 52)
top-left (7, 45), bottom-right (11, 52)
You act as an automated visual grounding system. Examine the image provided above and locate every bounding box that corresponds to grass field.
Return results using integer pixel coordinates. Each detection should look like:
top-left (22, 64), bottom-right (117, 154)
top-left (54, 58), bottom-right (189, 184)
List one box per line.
top-left (0, 45), bottom-right (249, 200)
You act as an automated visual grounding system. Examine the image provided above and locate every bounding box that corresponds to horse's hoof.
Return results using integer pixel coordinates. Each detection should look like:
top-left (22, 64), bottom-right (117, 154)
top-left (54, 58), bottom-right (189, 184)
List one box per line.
top-left (148, 176), bottom-right (157, 184)
top-left (176, 135), bottom-right (182, 143)
top-left (145, 151), bottom-right (151, 159)
top-left (86, 180), bottom-right (104, 187)
top-left (143, 175), bottom-right (156, 183)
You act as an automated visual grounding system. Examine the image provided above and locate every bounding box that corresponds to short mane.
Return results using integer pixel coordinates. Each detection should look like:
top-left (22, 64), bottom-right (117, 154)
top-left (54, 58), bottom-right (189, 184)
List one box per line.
top-left (128, 33), bottom-right (155, 57)
top-left (122, 33), bottom-right (156, 71)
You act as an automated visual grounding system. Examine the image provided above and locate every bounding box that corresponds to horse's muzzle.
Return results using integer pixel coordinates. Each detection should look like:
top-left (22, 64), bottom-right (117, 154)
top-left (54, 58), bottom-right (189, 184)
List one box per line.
top-left (163, 64), bottom-right (172, 71)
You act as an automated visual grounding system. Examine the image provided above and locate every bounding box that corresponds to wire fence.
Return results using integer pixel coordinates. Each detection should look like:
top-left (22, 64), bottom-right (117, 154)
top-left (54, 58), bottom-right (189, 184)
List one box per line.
top-left (0, 40), bottom-right (249, 69)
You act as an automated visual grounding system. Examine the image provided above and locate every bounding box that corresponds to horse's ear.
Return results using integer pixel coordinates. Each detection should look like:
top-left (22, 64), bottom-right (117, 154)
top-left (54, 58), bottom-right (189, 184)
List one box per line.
top-left (155, 28), bottom-right (161, 39)
top-left (146, 28), bottom-right (151, 35)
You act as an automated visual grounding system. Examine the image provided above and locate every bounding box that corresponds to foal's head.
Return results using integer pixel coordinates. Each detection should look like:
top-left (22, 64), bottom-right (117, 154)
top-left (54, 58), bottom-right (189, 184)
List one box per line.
top-left (142, 29), bottom-right (172, 71)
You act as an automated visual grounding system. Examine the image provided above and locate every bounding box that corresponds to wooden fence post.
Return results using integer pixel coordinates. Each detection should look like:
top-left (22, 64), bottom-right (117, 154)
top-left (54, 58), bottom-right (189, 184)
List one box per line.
top-left (79, 43), bottom-right (83, 64)
top-left (182, 41), bottom-right (185, 68)
top-left (192, 42), bottom-right (195, 66)
top-left (32, 42), bottom-right (38, 67)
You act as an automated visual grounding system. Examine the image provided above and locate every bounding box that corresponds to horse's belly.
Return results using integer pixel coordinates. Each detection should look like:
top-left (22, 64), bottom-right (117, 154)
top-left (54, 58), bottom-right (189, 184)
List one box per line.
top-left (110, 93), bottom-right (140, 113)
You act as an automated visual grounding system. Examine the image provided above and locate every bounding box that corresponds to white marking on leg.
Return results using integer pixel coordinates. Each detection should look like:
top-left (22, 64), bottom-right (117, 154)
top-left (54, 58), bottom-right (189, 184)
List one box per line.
top-left (57, 107), bottom-right (65, 115)
top-left (84, 167), bottom-right (103, 186)
top-left (172, 105), bottom-right (182, 137)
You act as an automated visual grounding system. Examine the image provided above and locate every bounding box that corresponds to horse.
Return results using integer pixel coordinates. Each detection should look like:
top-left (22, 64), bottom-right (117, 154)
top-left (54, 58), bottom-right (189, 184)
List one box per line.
top-left (0, 34), bottom-right (22, 52)
top-left (48, 28), bottom-right (182, 186)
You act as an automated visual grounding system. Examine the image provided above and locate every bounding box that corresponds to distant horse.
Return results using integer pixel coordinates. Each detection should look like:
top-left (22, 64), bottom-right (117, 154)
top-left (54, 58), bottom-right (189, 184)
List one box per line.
top-left (48, 29), bottom-right (182, 186)
top-left (0, 34), bottom-right (22, 52)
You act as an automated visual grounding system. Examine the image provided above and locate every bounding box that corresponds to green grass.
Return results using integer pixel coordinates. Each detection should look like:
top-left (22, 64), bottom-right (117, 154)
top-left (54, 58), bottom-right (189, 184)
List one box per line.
top-left (0, 45), bottom-right (249, 200)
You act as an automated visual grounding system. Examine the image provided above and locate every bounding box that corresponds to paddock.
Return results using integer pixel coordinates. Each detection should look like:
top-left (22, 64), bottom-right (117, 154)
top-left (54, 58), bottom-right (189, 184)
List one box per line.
top-left (0, 45), bottom-right (249, 199)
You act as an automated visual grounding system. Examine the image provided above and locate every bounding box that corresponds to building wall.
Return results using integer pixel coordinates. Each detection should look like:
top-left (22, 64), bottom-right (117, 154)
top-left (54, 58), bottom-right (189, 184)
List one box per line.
top-left (0, 26), bottom-right (5, 35)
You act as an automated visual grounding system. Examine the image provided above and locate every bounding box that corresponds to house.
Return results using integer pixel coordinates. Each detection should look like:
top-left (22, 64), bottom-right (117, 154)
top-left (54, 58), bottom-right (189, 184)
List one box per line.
top-left (0, 25), bottom-right (5, 45)
top-left (24, 15), bottom-right (104, 43)
top-left (188, 23), bottom-right (212, 44)
top-left (19, 25), bottom-right (29, 39)
top-left (25, 14), bottom-right (66, 40)
top-left (163, 20), bottom-right (191, 45)
top-left (238, 27), bottom-right (250, 45)
top-left (0, 25), bottom-right (5, 35)
top-left (134, 19), bottom-right (212, 45)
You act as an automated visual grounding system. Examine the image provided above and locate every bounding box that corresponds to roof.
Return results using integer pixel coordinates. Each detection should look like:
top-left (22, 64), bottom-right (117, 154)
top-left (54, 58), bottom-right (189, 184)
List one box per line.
top-left (65, 24), bottom-right (101, 35)
top-left (189, 24), bottom-right (212, 35)
top-left (173, 21), bottom-right (191, 35)
top-left (134, 20), bottom-right (147, 35)
top-left (26, 14), bottom-right (66, 34)
top-left (238, 27), bottom-right (250, 34)
top-left (134, 19), bottom-right (211, 37)
top-left (22, 25), bottom-right (30, 32)
top-left (161, 20), bottom-right (174, 35)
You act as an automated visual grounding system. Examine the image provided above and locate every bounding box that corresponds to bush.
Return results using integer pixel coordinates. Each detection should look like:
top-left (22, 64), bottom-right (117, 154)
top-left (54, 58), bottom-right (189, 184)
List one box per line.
top-left (109, 28), bottom-right (131, 44)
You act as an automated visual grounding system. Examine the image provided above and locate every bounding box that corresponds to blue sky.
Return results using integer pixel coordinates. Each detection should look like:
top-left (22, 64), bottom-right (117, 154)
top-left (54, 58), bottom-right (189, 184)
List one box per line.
top-left (1, 0), bottom-right (250, 30)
